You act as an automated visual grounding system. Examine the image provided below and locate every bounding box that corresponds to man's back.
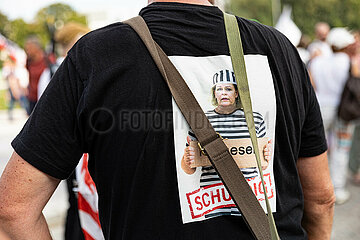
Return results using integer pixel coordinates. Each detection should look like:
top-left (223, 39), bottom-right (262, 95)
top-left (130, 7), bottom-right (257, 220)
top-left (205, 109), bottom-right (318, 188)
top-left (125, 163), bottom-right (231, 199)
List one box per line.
top-left (2, 2), bottom-right (330, 240)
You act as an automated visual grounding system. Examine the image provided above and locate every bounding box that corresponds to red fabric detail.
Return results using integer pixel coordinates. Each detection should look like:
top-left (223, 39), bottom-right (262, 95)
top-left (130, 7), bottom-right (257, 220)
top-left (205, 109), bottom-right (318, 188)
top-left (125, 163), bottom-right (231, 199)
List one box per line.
top-left (82, 229), bottom-right (95, 240)
top-left (78, 192), bottom-right (101, 227)
top-left (26, 57), bottom-right (47, 101)
top-left (47, 53), bottom-right (56, 64)
top-left (81, 153), bottom-right (97, 194)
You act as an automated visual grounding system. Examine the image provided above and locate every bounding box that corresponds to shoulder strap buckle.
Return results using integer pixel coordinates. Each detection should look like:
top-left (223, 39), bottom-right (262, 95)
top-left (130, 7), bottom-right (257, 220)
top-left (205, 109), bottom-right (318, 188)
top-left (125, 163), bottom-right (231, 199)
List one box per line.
top-left (197, 132), bottom-right (224, 156)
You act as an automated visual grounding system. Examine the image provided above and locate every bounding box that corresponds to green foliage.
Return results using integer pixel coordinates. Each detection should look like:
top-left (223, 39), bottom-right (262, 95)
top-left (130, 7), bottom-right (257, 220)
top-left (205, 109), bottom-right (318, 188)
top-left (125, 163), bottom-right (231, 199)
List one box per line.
top-left (227, 0), bottom-right (273, 26)
top-left (0, 3), bottom-right (87, 50)
top-left (35, 3), bottom-right (87, 27)
top-left (0, 89), bottom-right (8, 110)
top-left (228, 0), bottom-right (360, 37)
top-left (33, 3), bottom-right (87, 49)
top-left (0, 11), bottom-right (11, 37)
top-left (285, 0), bottom-right (360, 37)
top-left (6, 19), bottom-right (36, 48)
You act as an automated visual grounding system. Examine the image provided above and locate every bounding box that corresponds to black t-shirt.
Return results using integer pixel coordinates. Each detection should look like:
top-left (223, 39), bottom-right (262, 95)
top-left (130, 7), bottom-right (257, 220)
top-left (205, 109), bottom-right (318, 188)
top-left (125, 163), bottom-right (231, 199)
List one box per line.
top-left (12, 2), bottom-right (326, 239)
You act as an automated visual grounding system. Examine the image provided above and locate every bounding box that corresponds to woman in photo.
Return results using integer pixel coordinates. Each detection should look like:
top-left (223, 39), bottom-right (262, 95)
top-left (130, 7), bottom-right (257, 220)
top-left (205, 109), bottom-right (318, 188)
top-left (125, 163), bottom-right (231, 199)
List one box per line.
top-left (181, 69), bottom-right (272, 218)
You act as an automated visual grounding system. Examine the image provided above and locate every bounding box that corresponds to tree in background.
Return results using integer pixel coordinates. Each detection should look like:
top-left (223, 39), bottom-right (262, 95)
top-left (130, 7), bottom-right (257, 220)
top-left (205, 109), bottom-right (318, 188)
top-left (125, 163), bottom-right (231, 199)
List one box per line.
top-left (227, 0), bottom-right (273, 26)
top-left (7, 19), bottom-right (35, 49)
top-left (0, 12), bottom-right (10, 37)
top-left (227, 0), bottom-right (360, 37)
top-left (0, 3), bottom-right (87, 50)
top-left (35, 3), bottom-right (87, 53)
top-left (285, 0), bottom-right (360, 37)
top-left (35, 3), bottom-right (87, 26)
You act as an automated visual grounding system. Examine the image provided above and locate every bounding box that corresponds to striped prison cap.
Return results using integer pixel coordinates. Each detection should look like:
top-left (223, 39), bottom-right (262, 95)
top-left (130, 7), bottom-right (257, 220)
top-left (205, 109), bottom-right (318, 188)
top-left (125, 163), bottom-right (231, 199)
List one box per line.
top-left (213, 69), bottom-right (236, 86)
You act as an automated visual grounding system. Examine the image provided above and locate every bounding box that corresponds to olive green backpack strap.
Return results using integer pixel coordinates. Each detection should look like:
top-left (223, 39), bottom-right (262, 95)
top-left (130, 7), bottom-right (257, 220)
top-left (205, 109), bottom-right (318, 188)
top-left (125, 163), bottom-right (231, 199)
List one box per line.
top-left (125, 15), bottom-right (273, 240)
top-left (223, 12), bottom-right (280, 240)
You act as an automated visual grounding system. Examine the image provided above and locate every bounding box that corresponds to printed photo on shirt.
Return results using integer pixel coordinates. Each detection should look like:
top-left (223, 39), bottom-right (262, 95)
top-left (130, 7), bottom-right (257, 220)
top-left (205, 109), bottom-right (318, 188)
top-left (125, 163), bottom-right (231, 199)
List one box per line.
top-left (170, 55), bottom-right (277, 224)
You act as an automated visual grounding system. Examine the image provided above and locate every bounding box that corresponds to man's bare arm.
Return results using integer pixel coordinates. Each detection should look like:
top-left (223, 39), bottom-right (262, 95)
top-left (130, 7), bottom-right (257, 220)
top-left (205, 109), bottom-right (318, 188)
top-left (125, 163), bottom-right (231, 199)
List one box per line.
top-left (297, 151), bottom-right (335, 240)
top-left (0, 151), bottom-right (60, 240)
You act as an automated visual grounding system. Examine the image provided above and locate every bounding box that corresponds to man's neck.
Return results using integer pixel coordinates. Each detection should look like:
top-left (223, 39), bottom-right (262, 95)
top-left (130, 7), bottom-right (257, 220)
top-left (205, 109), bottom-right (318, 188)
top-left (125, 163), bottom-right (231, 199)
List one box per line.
top-left (148, 0), bottom-right (213, 6)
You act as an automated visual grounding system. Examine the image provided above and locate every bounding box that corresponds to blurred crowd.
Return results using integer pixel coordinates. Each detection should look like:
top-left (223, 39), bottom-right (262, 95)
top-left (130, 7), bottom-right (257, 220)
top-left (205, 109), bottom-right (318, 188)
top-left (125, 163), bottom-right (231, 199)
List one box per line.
top-left (0, 22), bottom-right (89, 120)
top-left (296, 22), bottom-right (360, 205)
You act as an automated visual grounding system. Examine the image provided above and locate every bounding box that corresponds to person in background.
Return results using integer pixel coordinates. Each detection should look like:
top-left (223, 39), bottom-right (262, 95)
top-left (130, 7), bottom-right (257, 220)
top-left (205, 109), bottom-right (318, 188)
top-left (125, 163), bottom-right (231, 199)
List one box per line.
top-left (308, 22), bottom-right (332, 60)
top-left (1, 51), bottom-right (29, 120)
top-left (309, 27), bottom-right (357, 204)
top-left (2, 57), bottom-right (17, 120)
top-left (24, 36), bottom-right (47, 114)
top-left (297, 34), bottom-right (311, 65)
top-left (38, 22), bottom-right (90, 100)
top-left (348, 30), bottom-right (360, 186)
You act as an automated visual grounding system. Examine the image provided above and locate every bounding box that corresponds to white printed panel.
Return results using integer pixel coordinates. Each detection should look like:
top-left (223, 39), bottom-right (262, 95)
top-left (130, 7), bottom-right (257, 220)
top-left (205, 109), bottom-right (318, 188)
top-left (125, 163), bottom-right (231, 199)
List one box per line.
top-left (170, 55), bottom-right (277, 223)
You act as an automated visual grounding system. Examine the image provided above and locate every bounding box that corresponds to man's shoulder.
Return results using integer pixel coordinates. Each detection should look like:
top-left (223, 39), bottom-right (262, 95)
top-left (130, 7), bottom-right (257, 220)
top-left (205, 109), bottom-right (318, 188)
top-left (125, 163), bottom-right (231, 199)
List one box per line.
top-left (308, 40), bottom-right (321, 48)
top-left (236, 16), bottom-right (273, 33)
top-left (76, 22), bottom-right (138, 51)
top-left (334, 52), bottom-right (350, 62)
top-left (235, 16), bottom-right (296, 55)
top-left (237, 16), bottom-right (288, 40)
top-left (66, 21), bottom-right (144, 77)
top-left (308, 40), bottom-right (329, 49)
top-left (311, 54), bottom-right (332, 68)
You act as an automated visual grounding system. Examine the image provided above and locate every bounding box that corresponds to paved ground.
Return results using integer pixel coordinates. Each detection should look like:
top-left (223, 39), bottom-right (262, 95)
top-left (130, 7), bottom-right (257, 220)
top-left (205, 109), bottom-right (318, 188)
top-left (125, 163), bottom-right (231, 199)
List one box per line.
top-left (0, 109), bottom-right (359, 239)
top-left (331, 181), bottom-right (360, 239)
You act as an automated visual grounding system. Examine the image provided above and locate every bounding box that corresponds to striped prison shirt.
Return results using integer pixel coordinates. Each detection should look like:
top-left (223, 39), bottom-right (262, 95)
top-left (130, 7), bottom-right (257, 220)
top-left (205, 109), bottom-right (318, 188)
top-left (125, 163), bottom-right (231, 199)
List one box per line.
top-left (188, 109), bottom-right (266, 218)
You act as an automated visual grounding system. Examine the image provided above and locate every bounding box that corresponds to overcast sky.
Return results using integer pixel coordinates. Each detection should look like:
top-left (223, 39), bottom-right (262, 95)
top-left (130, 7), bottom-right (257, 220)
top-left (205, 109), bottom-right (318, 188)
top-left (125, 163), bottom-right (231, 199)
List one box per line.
top-left (0, 0), bottom-right (148, 23)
